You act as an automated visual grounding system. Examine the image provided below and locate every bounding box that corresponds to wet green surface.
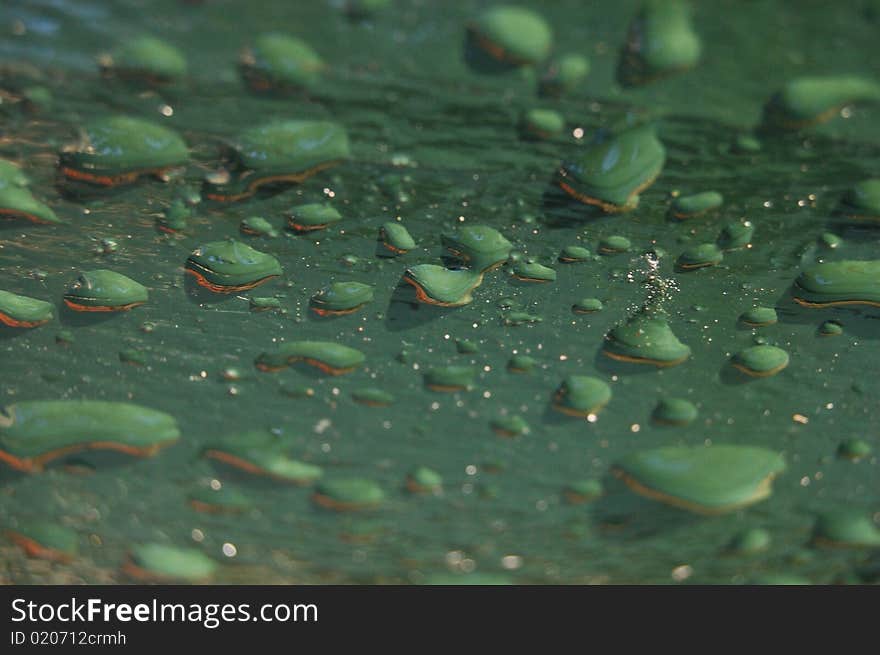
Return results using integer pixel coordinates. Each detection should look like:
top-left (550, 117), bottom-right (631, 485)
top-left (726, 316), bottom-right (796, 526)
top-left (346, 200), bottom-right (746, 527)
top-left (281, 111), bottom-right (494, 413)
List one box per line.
top-left (1, 0), bottom-right (879, 584)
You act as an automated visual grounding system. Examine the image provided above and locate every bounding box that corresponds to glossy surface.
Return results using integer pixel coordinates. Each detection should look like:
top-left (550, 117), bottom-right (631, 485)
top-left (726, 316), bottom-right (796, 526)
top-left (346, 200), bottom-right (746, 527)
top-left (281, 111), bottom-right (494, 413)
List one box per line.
top-left (793, 260), bottom-right (880, 307)
top-left (59, 116), bottom-right (188, 186)
top-left (0, 400), bottom-right (180, 472)
top-left (239, 33), bottom-right (324, 92)
top-left (613, 445), bottom-right (786, 514)
top-left (617, 0), bottom-right (701, 87)
top-left (0, 290), bottom-right (54, 328)
top-left (125, 543), bottom-right (217, 582)
top-left (730, 345), bottom-right (789, 377)
top-left (310, 281), bottom-right (374, 316)
top-left (402, 265), bottom-right (482, 306)
top-left (468, 5), bottom-right (552, 67)
top-left (552, 375), bottom-right (612, 417)
top-left (441, 225), bottom-right (512, 272)
top-left (287, 203), bottom-right (343, 231)
top-left (204, 430), bottom-right (323, 484)
top-left (559, 124), bottom-right (665, 212)
top-left (204, 121), bottom-right (349, 201)
top-left (762, 75), bottom-right (880, 131)
top-left (255, 340), bottom-right (365, 375)
top-left (185, 240), bottom-right (282, 292)
top-left (3, 0), bottom-right (880, 585)
top-left (602, 313), bottom-right (691, 366)
top-left (102, 36), bottom-right (187, 84)
top-left (63, 269), bottom-right (148, 311)
top-left (670, 190), bottom-right (723, 218)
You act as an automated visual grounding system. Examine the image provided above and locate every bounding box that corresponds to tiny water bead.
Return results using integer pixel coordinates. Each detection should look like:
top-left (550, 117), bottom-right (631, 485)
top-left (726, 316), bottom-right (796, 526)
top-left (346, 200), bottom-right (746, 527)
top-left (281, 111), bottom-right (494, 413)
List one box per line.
top-left (286, 202), bottom-right (343, 232)
top-left (63, 269), bottom-right (148, 312)
top-left (793, 260), bottom-right (880, 307)
top-left (598, 235), bottom-right (632, 255)
top-left (157, 199), bottom-right (190, 234)
top-left (379, 221), bottom-right (416, 254)
top-left (204, 121), bottom-right (349, 202)
top-left (675, 243), bottom-right (723, 271)
top-left (837, 438), bottom-right (872, 462)
top-left (731, 134), bottom-right (762, 154)
top-left (558, 245), bottom-right (592, 263)
top-left (507, 354), bottom-right (537, 373)
top-left (240, 216), bottom-right (279, 238)
top-left (761, 75), bottom-right (880, 131)
top-left (59, 116), bottom-right (188, 187)
top-left (551, 375), bottom-right (612, 418)
top-left (239, 33), bottom-right (325, 93)
top-left (520, 108), bottom-right (565, 140)
top-left (612, 445), bottom-right (786, 514)
top-left (119, 348), bottom-right (147, 366)
top-left (423, 365), bottom-right (477, 392)
top-left (490, 414), bottom-right (530, 437)
top-left (100, 36), bottom-right (187, 85)
top-left (0, 400), bottom-right (180, 473)
top-left (717, 220), bottom-right (754, 250)
top-left (727, 528), bottom-right (772, 555)
top-left (123, 543), bottom-right (218, 583)
top-left (819, 320), bottom-right (844, 337)
top-left (602, 313), bottom-right (691, 367)
top-left (563, 479), bottom-right (603, 504)
top-left (467, 5), bottom-right (553, 68)
top-left (455, 339), bottom-right (479, 355)
top-left (351, 387), bottom-right (395, 407)
top-left (811, 511), bottom-right (880, 548)
top-left (203, 431), bottom-right (323, 484)
top-left (5, 521), bottom-right (79, 563)
top-left (188, 485), bottom-right (253, 514)
top-left (312, 478), bottom-right (385, 511)
top-left (402, 265), bottom-right (482, 307)
top-left (669, 191), bottom-right (723, 219)
top-left (572, 297), bottom-right (603, 314)
top-left (650, 397), bottom-right (697, 426)
top-left (617, 0), bottom-right (701, 87)
top-left (818, 232), bottom-right (842, 249)
top-left (730, 345), bottom-right (789, 378)
top-left (255, 341), bottom-right (365, 375)
top-left (0, 159), bottom-right (29, 187)
top-left (503, 311), bottom-right (542, 325)
top-left (0, 290), bottom-right (53, 328)
top-left (539, 53), bottom-right (590, 97)
top-left (739, 306), bottom-right (777, 327)
top-left (0, 186), bottom-right (61, 224)
top-left (405, 467), bottom-right (443, 494)
top-left (185, 240), bottom-right (282, 293)
top-left (249, 297), bottom-right (282, 312)
top-left (310, 281), bottom-right (374, 316)
top-left (839, 179), bottom-right (880, 221)
top-left (441, 224), bottom-right (512, 272)
top-left (510, 259), bottom-right (556, 282)
top-left (558, 123), bottom-right (665, 213)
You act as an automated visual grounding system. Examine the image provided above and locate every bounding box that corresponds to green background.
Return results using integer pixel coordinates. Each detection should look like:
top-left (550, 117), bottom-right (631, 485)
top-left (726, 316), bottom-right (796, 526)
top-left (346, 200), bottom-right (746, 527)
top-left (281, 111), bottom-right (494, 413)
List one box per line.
top-left (1, 0), bottom-right (878, 583)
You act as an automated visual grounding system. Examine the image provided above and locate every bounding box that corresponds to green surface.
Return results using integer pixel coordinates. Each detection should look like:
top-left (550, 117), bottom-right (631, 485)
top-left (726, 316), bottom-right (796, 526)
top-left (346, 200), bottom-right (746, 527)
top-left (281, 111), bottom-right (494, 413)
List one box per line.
top-left (1, 0), bottom-right (880, 585)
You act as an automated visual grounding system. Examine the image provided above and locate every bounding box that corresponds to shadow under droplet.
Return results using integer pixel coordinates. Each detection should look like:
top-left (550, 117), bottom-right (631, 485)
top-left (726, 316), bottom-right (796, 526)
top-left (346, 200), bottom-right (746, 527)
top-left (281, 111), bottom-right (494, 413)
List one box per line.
top-left (462, 31), bottom-right (522, 76)
top-left (774, 286), bottom-right (880, 340)
top-left (384, 279), bottom-right (455, 332)
top-left (586, 472), bottom-right (705, 541)
top-left (183, 273), bottom-right (238, 305)
top-left (592, 347), bottom-right (669, 377)
top-left (59, 303), bottom-right (126, 327)
top-left (0, 325), bottom-right (34, 340)
top-left (719, 363), bottom-right (762, 386)
top-left (539, 180), bottom-right (606, 228)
